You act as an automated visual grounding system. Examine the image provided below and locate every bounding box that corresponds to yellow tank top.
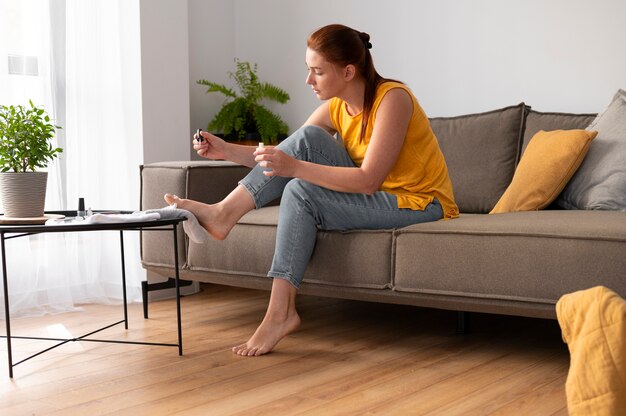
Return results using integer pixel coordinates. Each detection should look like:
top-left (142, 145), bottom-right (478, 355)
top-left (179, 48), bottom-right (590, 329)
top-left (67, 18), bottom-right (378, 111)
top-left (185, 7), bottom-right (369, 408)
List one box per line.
top-left (329, 81), bottom-right (459, 219)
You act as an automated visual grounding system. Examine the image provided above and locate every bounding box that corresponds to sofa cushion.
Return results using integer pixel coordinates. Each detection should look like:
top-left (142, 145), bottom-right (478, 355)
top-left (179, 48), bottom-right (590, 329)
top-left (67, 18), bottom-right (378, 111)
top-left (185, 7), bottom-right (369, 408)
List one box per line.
top-left (557, 89), bottom-right (626, 211)
top-left (187, 206), bottom-right (393, 289)
top-left (521, 110), bottom-right (596, 157)
top-left (430, 104), bottom-right (526, 214)
top-left (393, 211), bottom-right (626, 304)
top-left (490, 130), bottom-right (597, 213)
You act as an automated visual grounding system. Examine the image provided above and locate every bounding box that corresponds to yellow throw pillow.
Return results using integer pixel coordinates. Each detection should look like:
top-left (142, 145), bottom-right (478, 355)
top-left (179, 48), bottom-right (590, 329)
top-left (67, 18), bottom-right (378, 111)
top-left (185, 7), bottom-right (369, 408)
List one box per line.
top-left (490, 129), bottom-right (597, 213)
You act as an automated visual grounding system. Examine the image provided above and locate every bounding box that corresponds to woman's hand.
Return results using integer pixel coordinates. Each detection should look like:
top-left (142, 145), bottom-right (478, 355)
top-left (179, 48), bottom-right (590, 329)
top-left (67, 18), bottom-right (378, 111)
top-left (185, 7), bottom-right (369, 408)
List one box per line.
top-left (254, 146), bottom-right (297, 177)
top-left (194, 131), bottom-right (227, 160)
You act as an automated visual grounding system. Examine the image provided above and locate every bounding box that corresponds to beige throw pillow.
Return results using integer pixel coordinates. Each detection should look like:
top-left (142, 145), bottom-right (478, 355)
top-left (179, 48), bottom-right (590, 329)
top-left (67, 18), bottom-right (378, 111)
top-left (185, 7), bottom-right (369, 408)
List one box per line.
top-left (490, 129), bottom-right (597, 214)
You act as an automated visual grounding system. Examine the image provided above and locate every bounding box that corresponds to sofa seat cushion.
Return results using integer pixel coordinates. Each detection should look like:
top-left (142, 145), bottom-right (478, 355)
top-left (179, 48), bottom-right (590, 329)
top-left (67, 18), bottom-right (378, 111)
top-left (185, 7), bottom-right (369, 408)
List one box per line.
top-left (187, 206), bottom-right (394, 289)
top-left (393, 211), bottom-right (626, 304)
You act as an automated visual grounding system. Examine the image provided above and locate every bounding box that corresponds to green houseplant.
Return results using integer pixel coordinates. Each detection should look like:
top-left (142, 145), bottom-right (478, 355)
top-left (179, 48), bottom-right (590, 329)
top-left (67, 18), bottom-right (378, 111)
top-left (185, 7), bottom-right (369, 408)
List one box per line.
top-left (197, 59), bottom-right (290, 144)
top-left (0, 100), bottom-right (62, 219)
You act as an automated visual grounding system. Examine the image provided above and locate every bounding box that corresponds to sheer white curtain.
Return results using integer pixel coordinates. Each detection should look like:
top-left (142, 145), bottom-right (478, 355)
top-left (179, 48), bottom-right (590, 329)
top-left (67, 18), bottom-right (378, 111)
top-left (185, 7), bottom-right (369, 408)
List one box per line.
top-left (0, 0), bottom-right (144, 318)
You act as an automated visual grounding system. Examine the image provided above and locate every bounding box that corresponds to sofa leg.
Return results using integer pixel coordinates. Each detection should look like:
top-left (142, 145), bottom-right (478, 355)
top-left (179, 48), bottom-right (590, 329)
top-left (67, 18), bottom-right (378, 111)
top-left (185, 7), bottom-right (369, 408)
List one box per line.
top-left (456, 311), bottom-right (471, 334)
top-left (141, 278), bottom-right (193, 319)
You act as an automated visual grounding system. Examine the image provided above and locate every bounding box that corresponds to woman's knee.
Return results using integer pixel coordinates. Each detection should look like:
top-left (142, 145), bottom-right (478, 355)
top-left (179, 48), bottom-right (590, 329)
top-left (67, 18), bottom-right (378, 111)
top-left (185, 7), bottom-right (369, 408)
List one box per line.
top-left (278, 125), bottom-right (354, 168)
top-left (282, 179), bottom-right (319, 205)
top-left (299, 125), bottom-right (333, 140)
top-left (283, 178), bottom-right (307, 199)
top-left (281, 125), bottom-right (335, 149)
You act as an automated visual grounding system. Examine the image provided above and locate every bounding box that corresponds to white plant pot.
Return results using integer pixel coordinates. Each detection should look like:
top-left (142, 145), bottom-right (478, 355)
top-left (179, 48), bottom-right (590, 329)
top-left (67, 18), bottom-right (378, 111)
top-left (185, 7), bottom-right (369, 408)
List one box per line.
top-left (0, 172), bottom-right (48, 218)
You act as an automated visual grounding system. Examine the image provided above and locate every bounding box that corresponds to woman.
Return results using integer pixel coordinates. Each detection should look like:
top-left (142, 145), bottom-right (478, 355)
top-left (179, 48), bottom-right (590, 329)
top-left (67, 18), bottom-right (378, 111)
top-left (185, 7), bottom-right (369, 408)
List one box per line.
top-left (165, 24), bottom-right (459, 357)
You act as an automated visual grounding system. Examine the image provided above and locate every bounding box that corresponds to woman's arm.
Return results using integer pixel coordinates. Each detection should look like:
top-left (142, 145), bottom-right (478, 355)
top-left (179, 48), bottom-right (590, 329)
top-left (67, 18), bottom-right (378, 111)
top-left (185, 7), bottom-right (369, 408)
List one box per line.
top-left (194, 101), bottom-right (337, 168)
top-left (193, 131), bottom-right (257, 168)
top-left (221, 142), bottom-right (259, 167)
top-left (303, 101), bottom-right (337, 135)
top-left (257, 88), bottom-right (413, 194)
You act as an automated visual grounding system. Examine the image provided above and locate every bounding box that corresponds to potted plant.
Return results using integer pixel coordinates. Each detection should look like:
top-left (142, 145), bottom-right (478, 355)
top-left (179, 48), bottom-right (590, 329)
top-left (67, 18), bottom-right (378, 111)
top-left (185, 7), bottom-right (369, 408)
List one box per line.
top-left (0, 100), bottom-right (62, 219)
top-left (197, 59), bottom-right (290, 145)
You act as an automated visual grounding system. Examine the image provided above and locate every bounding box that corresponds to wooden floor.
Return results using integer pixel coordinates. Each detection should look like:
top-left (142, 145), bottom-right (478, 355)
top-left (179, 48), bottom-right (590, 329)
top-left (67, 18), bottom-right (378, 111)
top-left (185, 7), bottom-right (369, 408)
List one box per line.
top-left (1, 283), bottom-right (570, 415)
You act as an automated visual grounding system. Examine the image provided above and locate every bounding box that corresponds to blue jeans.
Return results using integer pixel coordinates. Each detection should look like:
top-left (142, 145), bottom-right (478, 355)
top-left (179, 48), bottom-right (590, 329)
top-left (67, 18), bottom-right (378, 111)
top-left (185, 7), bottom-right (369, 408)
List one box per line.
top-left (239, 125), bottom-right (443, 289)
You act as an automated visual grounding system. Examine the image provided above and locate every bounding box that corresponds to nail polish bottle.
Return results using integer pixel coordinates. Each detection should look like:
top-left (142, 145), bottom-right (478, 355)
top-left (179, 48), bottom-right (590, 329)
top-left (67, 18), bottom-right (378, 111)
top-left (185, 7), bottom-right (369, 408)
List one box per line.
top-left (78, 198), bottom-right (86, 218)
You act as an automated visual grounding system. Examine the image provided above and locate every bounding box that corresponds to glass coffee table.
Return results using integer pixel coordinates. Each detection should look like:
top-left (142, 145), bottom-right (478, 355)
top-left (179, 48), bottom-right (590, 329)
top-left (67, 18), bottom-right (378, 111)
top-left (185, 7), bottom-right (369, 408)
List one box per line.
top-left (0, 210), bottom-right (186, 378)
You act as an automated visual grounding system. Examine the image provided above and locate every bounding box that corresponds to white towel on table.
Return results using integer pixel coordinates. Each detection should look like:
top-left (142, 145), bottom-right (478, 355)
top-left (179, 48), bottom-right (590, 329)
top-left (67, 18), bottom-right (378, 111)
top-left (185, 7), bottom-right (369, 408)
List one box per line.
top-left (86, 212), bottom-right (161, 223)
top-left (45, 205), bottom-right (210, 244)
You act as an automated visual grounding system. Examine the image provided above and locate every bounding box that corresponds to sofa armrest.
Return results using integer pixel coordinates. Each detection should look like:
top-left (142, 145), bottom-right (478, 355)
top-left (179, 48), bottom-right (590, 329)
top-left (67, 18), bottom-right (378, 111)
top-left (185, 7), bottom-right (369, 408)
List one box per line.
top-left (139, 160), bottom-right (251, 269)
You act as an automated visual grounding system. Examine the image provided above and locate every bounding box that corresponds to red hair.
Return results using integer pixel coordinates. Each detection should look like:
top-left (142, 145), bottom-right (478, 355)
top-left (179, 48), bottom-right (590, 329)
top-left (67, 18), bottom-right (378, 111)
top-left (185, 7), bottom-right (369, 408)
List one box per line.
top-left (307, 24), bottom-right (397, 139)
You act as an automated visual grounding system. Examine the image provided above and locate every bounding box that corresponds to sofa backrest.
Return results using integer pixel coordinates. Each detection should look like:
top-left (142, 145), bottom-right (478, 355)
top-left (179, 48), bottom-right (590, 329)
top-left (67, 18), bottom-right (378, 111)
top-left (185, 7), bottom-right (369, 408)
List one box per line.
top-left (430, 103), bottom-right (527, 214)
top-left (520, 110), bottom-right (597, 157)
top-left (430, 104), bottom-right (598, 214)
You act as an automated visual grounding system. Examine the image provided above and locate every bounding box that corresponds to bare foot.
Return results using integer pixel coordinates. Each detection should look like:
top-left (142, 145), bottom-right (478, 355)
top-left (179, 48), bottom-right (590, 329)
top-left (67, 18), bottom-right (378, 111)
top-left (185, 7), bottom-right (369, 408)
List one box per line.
top-left (164, 193), bottom-right (232, 240)
top-left (232, 311), bottom-right (301, 356)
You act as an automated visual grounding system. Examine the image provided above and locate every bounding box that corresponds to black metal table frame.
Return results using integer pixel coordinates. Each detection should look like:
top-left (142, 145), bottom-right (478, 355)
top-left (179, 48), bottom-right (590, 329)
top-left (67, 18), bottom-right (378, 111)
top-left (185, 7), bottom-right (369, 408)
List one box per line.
top-left (0, 211), bottom-right (185, 378)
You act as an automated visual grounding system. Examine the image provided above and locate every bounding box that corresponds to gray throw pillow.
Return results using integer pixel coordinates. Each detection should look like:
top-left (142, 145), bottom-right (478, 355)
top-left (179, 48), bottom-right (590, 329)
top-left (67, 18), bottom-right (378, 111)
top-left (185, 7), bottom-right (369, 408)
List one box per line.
top-left (557, 89), bottom-right (626, 211)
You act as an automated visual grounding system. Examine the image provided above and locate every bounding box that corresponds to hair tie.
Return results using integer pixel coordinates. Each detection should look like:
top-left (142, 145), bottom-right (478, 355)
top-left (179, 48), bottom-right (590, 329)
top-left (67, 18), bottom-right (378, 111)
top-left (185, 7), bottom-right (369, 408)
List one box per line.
top-left (358, 32), bottom-right (373, 50)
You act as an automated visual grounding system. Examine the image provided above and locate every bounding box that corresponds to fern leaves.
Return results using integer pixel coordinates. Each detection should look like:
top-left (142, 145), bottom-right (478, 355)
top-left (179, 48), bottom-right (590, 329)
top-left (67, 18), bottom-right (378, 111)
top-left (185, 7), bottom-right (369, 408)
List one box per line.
top-left (196, 80), bottom-right (236, 98)
top-left (197, 59), bottom-right (290, 143)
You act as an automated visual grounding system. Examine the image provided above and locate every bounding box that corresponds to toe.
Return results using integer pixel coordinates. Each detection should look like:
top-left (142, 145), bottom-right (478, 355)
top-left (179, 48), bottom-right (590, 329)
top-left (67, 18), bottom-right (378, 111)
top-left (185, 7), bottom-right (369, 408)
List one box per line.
top-left (164, 193), bottom-right (180, 205)
top-left (232, 344), bottom-right (246, 355)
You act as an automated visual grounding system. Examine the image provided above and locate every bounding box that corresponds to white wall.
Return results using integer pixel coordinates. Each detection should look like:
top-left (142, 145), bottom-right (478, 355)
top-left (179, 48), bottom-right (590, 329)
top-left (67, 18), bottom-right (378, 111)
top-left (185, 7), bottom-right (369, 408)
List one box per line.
top-left (188, 0), bottom-right (234, 158)
top-left (188, 0), bottom-right (626, 137)
top-left (140, 0), bottom-right (191, 163)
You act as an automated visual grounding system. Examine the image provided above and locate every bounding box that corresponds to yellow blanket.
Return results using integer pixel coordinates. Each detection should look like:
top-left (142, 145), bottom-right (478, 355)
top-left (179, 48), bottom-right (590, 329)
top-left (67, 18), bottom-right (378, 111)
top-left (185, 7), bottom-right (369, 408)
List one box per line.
top-left (557, 286), bottom-right (626, 416)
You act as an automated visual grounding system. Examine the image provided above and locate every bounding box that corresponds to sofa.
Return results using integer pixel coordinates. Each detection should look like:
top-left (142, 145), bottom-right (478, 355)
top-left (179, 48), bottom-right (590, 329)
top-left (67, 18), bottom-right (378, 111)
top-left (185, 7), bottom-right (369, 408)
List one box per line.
top-left (139, 100), bottom-right (626, 324)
